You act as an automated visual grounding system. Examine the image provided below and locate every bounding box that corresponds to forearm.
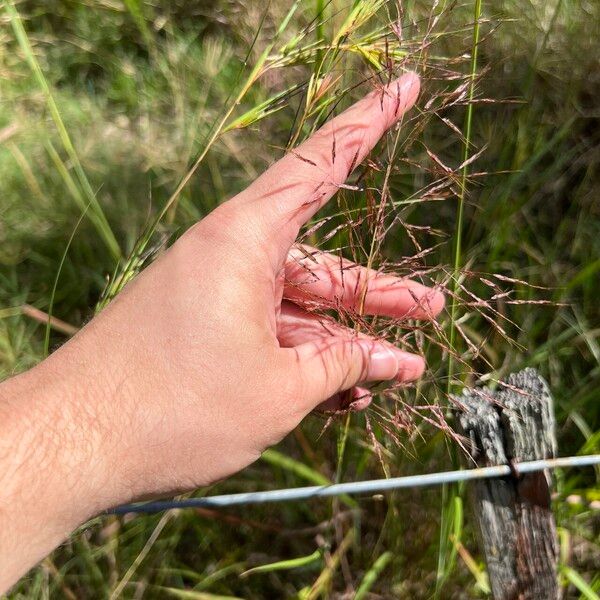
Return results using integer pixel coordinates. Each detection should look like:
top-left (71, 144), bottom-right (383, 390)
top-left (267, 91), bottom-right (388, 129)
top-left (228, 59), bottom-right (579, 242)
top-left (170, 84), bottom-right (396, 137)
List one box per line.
top-left (0, 349), bottom-right (116, 592)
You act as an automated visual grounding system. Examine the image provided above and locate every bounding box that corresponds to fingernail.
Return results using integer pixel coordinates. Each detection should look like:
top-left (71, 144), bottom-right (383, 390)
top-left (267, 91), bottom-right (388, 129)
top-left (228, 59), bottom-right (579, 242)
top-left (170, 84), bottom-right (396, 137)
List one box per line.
top-left (391, 72), bottom-right (420, 116)
top-left (398, 71), bottom-right (420, 94)
top-left (365, 344), bottom-right (399, 381)
top-left (424, 289), bottom-right (446, 317)
top-left (349, 387), bottom-right (373, 411)
top-left (395, 352), bottom-right (426, 382)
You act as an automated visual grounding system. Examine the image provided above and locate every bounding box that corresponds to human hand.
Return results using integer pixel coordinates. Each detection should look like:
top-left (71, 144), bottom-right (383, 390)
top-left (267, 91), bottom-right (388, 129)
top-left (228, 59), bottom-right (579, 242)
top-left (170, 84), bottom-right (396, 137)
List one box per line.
top-left (1, 75), bottom-right (445, 576)
top-left (43, 72), bottom-right (443, 508)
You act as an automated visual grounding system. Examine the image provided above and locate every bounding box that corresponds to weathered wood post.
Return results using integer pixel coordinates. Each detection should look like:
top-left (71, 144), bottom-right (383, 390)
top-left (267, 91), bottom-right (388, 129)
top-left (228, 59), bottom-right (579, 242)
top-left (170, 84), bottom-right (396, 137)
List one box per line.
top-left (455, 368), bottom-right (559, 599)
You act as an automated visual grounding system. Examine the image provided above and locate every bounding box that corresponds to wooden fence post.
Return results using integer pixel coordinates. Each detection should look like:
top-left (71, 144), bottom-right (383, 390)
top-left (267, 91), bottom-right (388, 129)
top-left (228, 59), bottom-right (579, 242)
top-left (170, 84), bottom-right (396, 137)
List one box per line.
top-left (455, 367), bottom-right (559, 599)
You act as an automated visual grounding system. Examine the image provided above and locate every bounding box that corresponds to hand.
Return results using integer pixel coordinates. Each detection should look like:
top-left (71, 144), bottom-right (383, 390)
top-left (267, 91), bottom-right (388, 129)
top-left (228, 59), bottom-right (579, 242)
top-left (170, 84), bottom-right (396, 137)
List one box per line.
top-left (0, 72), bottom-right (443, 588)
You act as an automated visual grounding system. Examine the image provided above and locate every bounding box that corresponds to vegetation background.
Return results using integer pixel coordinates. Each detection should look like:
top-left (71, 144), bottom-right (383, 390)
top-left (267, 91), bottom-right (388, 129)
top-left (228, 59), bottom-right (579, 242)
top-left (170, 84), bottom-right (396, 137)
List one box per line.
top-left (1, 0), bottom-right (598, 597)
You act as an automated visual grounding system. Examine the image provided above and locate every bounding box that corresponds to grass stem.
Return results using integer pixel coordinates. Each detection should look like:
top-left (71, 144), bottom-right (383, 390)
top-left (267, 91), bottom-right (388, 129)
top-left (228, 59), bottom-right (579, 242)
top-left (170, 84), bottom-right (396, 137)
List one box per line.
top-left (437, 0), bottom-right (483, 594)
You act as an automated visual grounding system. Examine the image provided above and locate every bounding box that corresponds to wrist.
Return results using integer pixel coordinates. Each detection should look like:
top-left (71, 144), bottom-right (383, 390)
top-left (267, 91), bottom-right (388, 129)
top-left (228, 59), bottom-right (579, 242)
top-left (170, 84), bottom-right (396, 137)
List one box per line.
top-left (0, 340), bottom-right (123, 587)
top-left (27, 342), bottom-right (124, 520)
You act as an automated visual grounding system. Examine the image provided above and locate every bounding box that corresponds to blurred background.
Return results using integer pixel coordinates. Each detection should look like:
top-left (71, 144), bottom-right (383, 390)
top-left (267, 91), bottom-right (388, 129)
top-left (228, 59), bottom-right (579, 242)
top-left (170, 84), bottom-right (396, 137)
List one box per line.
top-left (1, 0), bottom-right (598, 597)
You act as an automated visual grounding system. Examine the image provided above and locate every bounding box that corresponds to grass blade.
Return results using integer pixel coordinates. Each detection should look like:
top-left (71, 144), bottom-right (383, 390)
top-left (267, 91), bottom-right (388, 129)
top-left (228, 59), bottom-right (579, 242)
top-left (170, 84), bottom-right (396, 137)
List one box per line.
top-left (5, 0), bottom-right (121, 260)
top-left (354, 551), bottom-right (393, 600)
top-left (562, 566), bottom-right (600, 600)
top-left (240, 548), bottom-right (322, 577)
top-left (438, 0), bottom-right (483, 593)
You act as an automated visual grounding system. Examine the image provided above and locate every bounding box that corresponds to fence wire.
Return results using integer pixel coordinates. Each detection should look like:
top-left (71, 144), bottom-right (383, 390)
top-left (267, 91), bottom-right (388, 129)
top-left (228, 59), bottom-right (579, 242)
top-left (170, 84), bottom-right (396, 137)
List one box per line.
top-left (110, 454), bottom-right (600, 514)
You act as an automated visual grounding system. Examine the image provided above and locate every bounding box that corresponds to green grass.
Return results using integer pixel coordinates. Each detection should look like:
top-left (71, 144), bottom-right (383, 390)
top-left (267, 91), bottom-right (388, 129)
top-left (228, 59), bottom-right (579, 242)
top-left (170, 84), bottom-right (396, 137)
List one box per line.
top-left (1, 0), bottom-right (599, 598)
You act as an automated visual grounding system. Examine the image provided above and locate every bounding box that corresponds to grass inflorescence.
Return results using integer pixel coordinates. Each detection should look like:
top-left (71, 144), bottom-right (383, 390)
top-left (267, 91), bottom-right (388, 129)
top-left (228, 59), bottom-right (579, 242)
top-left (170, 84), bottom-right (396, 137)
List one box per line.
top-left (1, 0), bottom-right (599, 597)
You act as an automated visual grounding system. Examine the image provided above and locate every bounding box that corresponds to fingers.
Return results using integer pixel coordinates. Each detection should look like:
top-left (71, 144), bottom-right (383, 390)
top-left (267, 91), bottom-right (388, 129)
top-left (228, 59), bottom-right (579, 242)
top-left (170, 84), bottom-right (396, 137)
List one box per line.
top-left (287, 336), bottom-right (417, 410)
top-left (277, 302), bottom-right (424, 384)
top-left (278, 302), bottom-right (426, 411)
top-left (285, 245), bottom-right (445, 320)
top-left (278, 303), bottom-right (374, 412)
top-left (231, 72), bottom-right (420, 264)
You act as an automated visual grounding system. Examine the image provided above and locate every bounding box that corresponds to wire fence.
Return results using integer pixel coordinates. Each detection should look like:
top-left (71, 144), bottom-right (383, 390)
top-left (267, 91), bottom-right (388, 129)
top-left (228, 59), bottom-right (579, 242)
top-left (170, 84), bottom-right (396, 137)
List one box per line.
top-left (110, 454), bottom-right (600, 514)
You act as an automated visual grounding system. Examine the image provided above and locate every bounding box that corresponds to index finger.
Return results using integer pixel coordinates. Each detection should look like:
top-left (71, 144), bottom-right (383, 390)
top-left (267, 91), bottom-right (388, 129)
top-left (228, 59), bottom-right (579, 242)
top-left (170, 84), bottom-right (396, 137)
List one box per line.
top-left (232, 72), bottom-right (420, 264)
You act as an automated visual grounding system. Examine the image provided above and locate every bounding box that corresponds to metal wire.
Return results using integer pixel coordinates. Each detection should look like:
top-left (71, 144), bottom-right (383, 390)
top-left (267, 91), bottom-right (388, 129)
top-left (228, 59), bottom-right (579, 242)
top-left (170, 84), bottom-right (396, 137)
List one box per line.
top-left (110, 454), bottom-right (600, 514)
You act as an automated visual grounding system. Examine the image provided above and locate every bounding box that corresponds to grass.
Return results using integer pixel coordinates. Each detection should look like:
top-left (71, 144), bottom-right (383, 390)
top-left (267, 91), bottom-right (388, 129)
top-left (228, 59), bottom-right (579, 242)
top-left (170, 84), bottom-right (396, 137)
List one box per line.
top-left (436, 0), bottom-right (484, 592)
top-left (1, 0), bottom-right (599, 597)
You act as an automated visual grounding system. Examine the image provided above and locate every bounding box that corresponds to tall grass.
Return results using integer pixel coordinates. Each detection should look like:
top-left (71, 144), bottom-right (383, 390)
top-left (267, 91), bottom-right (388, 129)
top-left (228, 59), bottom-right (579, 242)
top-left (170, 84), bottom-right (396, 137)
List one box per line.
top-left (5, 0), bottom-right (121, 261)
top-left (436, 0), bottom-right (483, 591)
top-left (1, 0), bottom-right (599, 597)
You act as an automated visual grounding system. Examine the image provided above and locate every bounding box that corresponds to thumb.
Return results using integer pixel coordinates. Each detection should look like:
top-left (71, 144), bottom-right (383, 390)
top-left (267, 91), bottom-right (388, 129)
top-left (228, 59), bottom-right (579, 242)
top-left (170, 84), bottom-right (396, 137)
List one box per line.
top-left (288, 337), bottom-right (425, 410)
